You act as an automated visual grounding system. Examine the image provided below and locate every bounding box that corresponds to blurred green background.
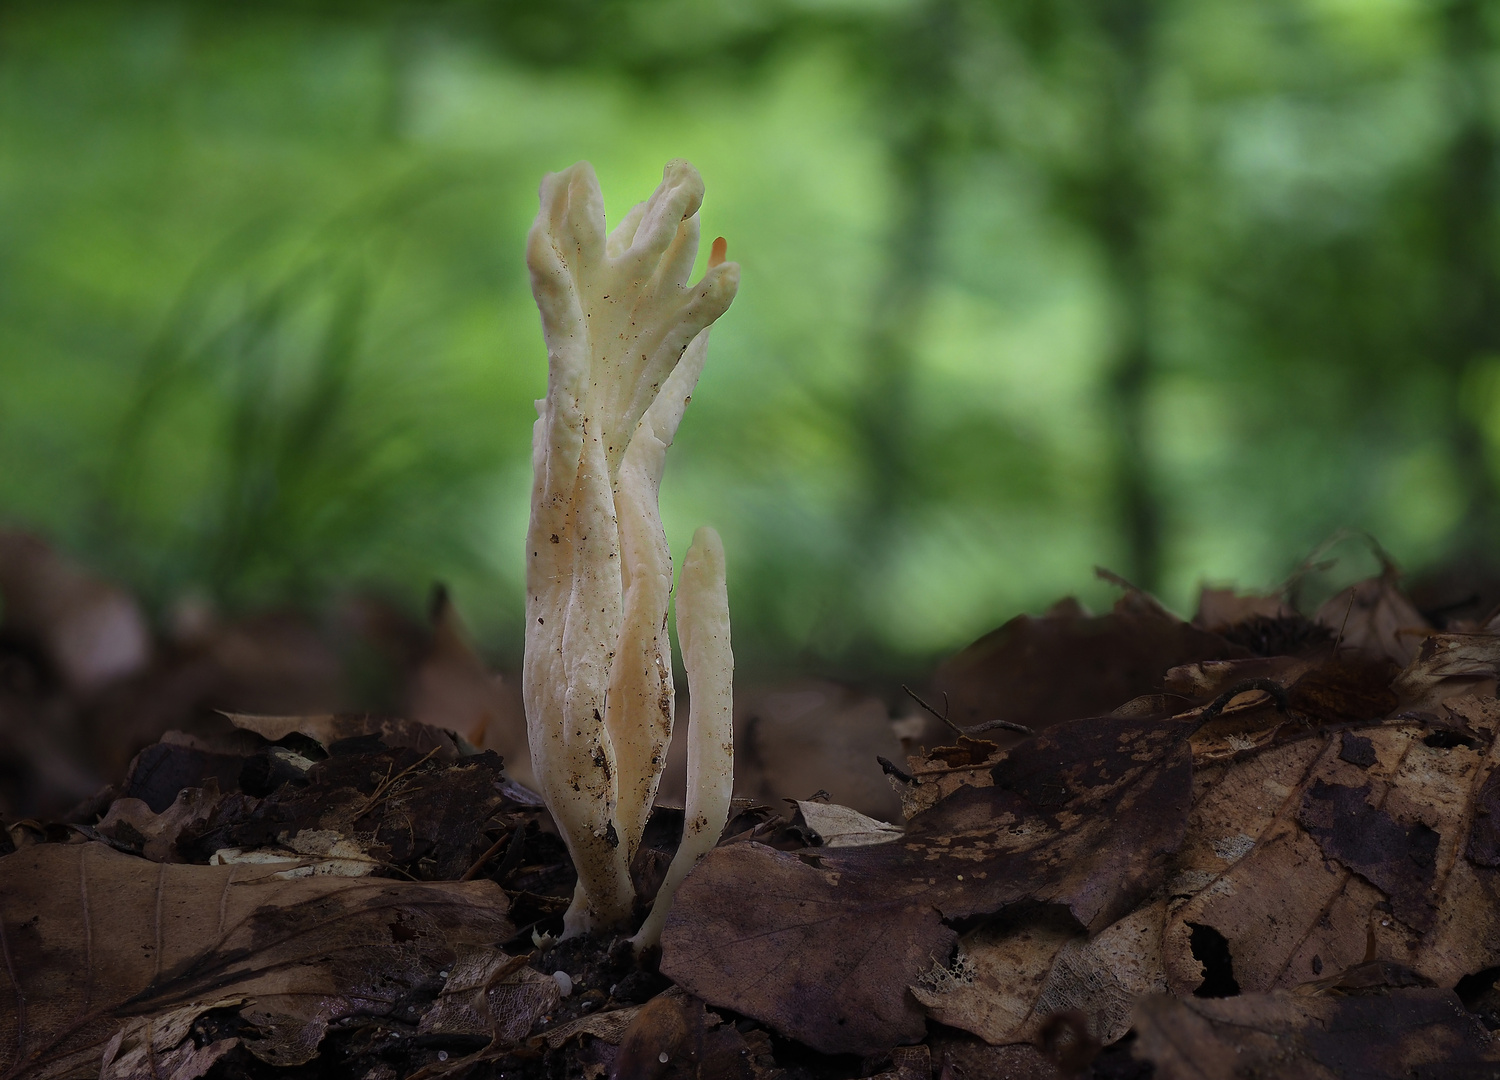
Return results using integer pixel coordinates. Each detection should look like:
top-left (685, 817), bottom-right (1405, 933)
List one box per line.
top-left (2, 0), bottom-right (1498, 680)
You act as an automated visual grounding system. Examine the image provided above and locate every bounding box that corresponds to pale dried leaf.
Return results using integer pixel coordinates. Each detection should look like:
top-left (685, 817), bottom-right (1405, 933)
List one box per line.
top-left (794, 801), bottom-right (902, 848)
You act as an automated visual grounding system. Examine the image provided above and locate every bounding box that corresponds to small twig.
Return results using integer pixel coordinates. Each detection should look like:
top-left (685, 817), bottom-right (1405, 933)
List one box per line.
top-left (901, 684), bottom-right (1034, 737)
top-left (494, 822), bottom-right (529, 883)
top-left (357, 746), bottom-right (442, 821)
top-left (460, 831), bottom-right (512, 882)
top-left (1333, 589), bottom-right (1357, 655)
top-left (1279, 528), bottom-right (1354, 600)
top-left (877, 756), bottom-right (916, 784)
top-left (1094, 565), bottom-right (1144, 593)
top-left (903, 684), bottom-right (964, 734)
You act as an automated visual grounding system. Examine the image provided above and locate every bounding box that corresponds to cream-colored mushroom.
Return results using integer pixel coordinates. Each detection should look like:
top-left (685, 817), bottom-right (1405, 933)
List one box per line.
top-left (523, 159), bottom-right (737, 936)
top-left (630, 526), bottom-right (734, 952)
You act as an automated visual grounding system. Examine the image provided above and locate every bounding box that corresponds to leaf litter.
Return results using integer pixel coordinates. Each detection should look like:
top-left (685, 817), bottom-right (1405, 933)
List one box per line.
top-left (3, 537), bottom-right (1500, 1078)
top-left (0, 843), bottom-right (519, 1078)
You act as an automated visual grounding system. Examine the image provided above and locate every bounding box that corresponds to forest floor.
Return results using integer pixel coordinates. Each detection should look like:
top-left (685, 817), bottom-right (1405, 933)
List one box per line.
top-left (3, 530), bottom-right (1500, 1080)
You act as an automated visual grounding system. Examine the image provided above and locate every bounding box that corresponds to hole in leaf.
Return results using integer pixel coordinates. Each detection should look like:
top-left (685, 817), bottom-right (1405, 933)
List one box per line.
top-left (1424, 730), bottom-right (1479, 750)
top-left (1456, 966), bottom-right (1500, 1030)
top-left (388, 917), bottom-right (419, 943)
top-left (1188, 922), bottom-right (1240, 998)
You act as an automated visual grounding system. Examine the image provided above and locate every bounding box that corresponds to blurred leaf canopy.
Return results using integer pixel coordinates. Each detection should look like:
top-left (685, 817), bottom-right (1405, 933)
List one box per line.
top-left (2, 0), bottom-right (1498, 677)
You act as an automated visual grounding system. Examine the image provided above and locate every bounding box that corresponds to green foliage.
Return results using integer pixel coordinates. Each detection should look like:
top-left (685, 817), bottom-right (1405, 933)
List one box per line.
top-left (1, 0), bottom-right (1496, 677)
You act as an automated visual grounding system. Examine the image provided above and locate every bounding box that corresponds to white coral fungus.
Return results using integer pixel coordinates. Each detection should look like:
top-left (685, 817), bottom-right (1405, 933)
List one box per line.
top-left (523, 160), bottom-right (737, 938)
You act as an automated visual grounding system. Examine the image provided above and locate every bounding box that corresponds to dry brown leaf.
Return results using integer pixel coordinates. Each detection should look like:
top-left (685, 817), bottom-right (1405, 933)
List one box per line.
top-left (911, 911), bottom-right (1072, 1045)
top-left (660, 713), bottom-right (1193, 1055)
top-left (667, 680), bottom-right (907, 820)
top-left (223, 712), bottom-right (463, 759)
top-left (1132, 988), bottom-right (1500, 1079)
top-left (410, 589), bottom-right (520, 755)
top-left (609, 988), bottom-right (701, 1079)
top-left (542, 1004), bottom-right (645, 1050)
top-left (96, 783), bottom-right (224, 863)
top-left (866, 1045), bottom-right (931, 1080)
top-left (1315, 571), bottom-right (1431, 666)
top-left (0, 842), bottom-right (514, 1078)
top-left (1290, 655), bottom-right (1402, 722)
top-left (418, 949), bottom-right (559, 1042)
top-left (896, 736), bottom-right (1005, 820)
top-left (1194, 587), bottom-right (1295, 631)
top-left (178, 743), bottom-right (512, 880)
top-left (660, 841), bottom-right (953, 1054)
top-left (1163, 705), bottom-right (1500, 997)
top-left (115, 734), bottom-right (258, 814)
top-left (695, 635), bottom-right (1498, 1061)
top-left (1394, 633), bottom-right (1500, 711)
top-left (1166, 651), bottom-right (1400, 725)
top-left (928, 1033), bottom-right (1066, 1080)
top-left (97, 1001), bottom-right (243, 1080)
top-left (574, 988), bottom-right (768, 1080)
top-left (912, 899), bottom-right (1167, 1047)
top-left (1163, 654), bottom-right (1310, 699)
top-left (932, 591), bottom-right (1248, 735)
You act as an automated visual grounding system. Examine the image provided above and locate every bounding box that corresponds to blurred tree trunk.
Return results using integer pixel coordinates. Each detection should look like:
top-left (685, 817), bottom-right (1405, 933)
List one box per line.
top-left (1088, 0), bottom-right (1162, 592)
top-left (1436, 0), bottom-right (1500, 563)
top-left (840, 0), bottom-right (956, 652)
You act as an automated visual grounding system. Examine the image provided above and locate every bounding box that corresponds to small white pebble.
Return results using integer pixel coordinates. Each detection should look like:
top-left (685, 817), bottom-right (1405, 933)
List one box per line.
top-left (658, 1052), bottom-right (669, 1064)
top-left (437, 1052), bottom-right (448, 1062)
top-left (439, 971), bottom-right (449, 979)
top-left (552, 970), bottom-right (573, 996)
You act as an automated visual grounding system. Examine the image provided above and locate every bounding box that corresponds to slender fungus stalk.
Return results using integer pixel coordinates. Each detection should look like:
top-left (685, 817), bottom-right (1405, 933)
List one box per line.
top-left (631, 526), bottom-right (734, 952)
top-left (523, 160), bottom-right (738, 937)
